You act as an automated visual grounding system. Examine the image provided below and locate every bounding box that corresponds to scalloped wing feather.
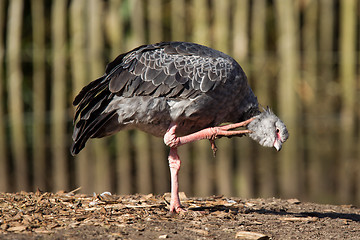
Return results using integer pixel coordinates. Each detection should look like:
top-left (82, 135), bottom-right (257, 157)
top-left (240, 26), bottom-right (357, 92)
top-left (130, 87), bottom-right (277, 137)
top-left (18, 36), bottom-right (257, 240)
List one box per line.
top-left (106, 42), bottom-right (235, 98)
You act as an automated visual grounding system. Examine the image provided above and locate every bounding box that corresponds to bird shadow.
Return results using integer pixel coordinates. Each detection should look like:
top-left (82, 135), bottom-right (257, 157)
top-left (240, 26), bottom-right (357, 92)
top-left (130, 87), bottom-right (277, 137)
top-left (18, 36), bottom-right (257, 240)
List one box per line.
top-left (188, 204), bottom-right (360, 223)
top-left (248, 207), bottom-right (360, 223)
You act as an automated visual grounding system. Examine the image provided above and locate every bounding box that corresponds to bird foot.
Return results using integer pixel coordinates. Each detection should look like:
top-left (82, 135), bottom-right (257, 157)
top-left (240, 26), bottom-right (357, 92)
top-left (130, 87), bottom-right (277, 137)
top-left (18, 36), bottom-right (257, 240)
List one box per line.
top-left (169, 204), bottom-right (187, 214)
top-left (212, 117), bottom-right (255, 137)
top-left (164, 122), bottom-right (181, 148)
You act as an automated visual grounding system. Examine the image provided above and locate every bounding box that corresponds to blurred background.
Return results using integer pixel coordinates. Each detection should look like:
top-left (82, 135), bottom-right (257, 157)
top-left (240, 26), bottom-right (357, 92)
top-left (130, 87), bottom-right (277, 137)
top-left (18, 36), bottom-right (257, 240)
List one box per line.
top-left (0, 0), bottom-right (359, 205)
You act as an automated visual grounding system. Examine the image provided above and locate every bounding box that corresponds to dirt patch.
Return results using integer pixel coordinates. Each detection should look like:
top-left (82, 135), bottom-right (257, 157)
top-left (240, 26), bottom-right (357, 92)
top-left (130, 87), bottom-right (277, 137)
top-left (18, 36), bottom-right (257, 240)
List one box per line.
top-left (0, 191), bottom-right (359, 239)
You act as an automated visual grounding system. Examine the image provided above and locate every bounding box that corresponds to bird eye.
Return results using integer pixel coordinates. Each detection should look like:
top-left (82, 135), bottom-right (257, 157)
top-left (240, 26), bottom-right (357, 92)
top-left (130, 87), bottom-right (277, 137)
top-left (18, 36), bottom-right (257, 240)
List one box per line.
top-left (276, 128), bottom-right (280, 133)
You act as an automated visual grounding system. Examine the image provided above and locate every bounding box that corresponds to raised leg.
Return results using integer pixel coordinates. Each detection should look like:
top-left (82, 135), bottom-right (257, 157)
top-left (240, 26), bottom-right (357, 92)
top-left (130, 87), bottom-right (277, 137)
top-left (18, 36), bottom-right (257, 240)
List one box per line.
top-left (168, 147), bottom-right (183, 213)
top-left (164, 118), bottom-right (254, 148)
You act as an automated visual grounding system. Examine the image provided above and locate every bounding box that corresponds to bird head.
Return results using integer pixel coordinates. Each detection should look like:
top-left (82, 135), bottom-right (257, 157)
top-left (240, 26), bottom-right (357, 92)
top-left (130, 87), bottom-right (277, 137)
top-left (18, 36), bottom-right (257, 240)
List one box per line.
top-left (247, 108), bottom-right (289, 151)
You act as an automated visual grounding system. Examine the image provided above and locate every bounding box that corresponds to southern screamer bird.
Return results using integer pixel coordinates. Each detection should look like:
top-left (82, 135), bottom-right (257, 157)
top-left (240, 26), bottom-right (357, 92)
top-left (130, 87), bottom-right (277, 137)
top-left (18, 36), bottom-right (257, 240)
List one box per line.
top-left (71, 42), bottom-right (289, 213)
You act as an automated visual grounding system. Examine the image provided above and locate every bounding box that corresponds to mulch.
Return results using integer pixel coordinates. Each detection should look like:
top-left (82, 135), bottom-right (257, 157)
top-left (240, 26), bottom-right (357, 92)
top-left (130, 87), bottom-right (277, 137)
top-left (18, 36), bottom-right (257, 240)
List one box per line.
top-left (0, 189), bottom-right (359, 239)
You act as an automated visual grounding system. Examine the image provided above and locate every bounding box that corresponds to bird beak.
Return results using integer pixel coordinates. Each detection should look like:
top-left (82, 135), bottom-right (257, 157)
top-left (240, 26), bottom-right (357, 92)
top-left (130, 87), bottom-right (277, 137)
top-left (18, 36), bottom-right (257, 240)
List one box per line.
top-left (273, 139), bottom-right (282, 151)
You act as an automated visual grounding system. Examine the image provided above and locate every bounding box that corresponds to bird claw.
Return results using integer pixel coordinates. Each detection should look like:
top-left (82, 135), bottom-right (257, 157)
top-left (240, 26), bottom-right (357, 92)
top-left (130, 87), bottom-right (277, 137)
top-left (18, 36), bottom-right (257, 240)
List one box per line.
top-left (209, 139), bottom-right (217, 157)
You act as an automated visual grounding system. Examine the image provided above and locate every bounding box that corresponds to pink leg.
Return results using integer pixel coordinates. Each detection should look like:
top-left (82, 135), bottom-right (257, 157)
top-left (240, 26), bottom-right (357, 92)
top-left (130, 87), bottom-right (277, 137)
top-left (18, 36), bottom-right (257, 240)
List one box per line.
top-left (163, 118), bottom-right (255, 213)
top-left (168, 148), bottom-right (183, 213)
top-left (164, 118), bottom-right (254, 148)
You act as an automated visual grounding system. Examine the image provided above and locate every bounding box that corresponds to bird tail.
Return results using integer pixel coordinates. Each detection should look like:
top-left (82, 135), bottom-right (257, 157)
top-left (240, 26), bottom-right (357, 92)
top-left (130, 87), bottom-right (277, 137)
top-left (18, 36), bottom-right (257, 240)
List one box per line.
top-left (71, 75), bottom-right (115, 156)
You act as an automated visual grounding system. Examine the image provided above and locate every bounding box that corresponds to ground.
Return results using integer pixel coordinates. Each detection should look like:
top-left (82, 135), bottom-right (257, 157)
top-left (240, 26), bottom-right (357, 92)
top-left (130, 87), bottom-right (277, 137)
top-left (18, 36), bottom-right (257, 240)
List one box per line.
top-left (0, 190), bottom-right (359, 239)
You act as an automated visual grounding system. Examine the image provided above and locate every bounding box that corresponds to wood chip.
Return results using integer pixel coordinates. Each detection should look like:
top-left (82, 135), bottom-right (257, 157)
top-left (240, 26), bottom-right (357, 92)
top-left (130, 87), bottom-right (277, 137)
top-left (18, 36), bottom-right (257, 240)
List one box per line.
top-left (1, 224), bottom-right (9, 231)
top-left (235, 231), bottom-right (270, 240)
top-left (124, 204), bottom-right (159, 208)
top-left (245, 202), bottom-right (256, 208)
top-left (287, 198), bottom-right (301, 204)
top-left (178, 192), bottom-right (187, 200)
top-left (0, 192), bottom-right (358, 239)
top-left (7, 225), bottom-right (27, 232)
top-left (144, 193), bottom-right (154, 199)
top-left (47, 223), bottom-right (60, 229)
top-left (323, 209), bottom-right (336, 213)
top-left (280, 217), bottom-right (318, 222)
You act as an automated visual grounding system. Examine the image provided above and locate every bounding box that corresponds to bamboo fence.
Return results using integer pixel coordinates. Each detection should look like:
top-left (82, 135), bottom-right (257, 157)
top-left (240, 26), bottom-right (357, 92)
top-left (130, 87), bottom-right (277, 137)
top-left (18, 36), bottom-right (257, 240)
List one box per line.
top-left (0, 0), bottom-right (359, 206)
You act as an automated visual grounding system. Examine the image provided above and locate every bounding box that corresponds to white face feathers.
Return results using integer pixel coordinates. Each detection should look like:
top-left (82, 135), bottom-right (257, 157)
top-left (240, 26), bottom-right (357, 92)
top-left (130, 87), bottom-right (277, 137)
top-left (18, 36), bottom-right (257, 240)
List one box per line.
top-left (247, 108), bottom-right (289, 151)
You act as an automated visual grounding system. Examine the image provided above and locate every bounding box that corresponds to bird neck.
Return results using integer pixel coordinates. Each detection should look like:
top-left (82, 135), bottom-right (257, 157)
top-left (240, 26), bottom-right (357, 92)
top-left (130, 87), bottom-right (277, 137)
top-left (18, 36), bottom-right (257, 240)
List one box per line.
top-left (242, 106), bottom-right (261, 120)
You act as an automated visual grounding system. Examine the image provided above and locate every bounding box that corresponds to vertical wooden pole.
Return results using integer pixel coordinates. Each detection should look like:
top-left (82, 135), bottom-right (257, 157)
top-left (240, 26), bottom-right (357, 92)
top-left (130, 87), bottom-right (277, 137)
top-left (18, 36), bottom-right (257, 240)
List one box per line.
top-left (191, 0), bottom-right (212, 197)
top-left (215, 138), bottom-right (233, 196)
top-left (171, 0), bottom-right (186, 41)
top-left (51, 0), bottom-right (68, 191)
top-left (106, 0), bottom-right (124, 50)
top-left (232, 0), bottom-right (254, 198)
top-left (70, 0), bottom-right (93, 194)
top-left (88, 0), bottom-right (112, 193)
top-left (151, 136), bottom-right (168, 194)
top-left (7, 0), bottom-right (28, 191)
top-left (177, 144), bottom-right (192, 196)
top-left (235, 138), bottom-right (253, 198)
top-left (171, 0), bottom-right (191, 195)
top-left (0, 0), bottom-right (8, 192)
top-left (213, 0), bottom-right (230, 53)
top-left (105, 0), bottom-right (132, 195)
top-left (147, 0), bottom-right (168, 194)
top-left (274, 0), bottom-right (302, 198)
top-left (135, 132), bottom-right (152, 194)
top-left (128, 0), bottom-right (145, 49)
top-left (116, 132), bottom-right (132, 194)
top-left (302, 1), bottom-right (318, 95)
top-left (128, 0), bottom-right (152, 194)
top-left (31, 0), bottom-right (47, 191)
top-left (213, 0), bottom-right (233, 196)
top-left (251, 0), bottom-right (268, 105)
top-left (303, 0), bottom-right (326, 203)
top-left (148, 0), bottom-right (163, 43)
top-left (318, 0), bottom-right (336, 203)
top-left (191, 0), bottom-right (210, 46)
top-left (318, 0), bottom-right (335, 95)
top-left (233, 0), bottom-right (249, 66)
top-left (193, 139), bottom-right (212, 197)
top-left (251, 0), bottom-right (276, 198)
top-left (338, 0), bottom-right (356, 204)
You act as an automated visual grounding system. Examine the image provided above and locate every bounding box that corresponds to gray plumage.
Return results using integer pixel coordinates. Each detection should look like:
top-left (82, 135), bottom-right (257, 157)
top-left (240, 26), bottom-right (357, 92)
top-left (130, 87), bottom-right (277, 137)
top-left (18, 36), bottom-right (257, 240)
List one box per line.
top-left (247, 108), bottom-right (289, 151)
top-left (71, 41), bottom-right (287, 155)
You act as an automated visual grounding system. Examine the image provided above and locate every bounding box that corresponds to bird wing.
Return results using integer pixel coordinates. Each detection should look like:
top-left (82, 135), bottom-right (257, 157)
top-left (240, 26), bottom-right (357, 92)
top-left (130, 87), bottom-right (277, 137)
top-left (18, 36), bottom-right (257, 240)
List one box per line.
top-left (105, 41), bottom-right (235, 98)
